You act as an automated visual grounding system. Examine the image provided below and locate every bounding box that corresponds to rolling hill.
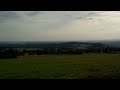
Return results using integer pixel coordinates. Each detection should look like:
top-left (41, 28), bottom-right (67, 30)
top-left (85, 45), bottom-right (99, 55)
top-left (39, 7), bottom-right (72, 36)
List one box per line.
top-left (0, 41), bottom-right (108, 49)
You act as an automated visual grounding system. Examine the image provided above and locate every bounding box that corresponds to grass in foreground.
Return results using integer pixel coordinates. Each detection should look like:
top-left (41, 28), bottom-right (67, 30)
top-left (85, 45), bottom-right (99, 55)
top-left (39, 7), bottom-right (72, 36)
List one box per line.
top-left (0, 54), bottom-right (120, 79)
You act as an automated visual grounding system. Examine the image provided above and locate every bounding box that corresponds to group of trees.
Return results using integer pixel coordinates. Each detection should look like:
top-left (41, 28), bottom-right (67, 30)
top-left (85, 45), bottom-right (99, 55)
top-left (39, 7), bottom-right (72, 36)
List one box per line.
top-left (1, 47), bottom-right (120, 59)
top-left (0, 48), bottom-right (18, 59)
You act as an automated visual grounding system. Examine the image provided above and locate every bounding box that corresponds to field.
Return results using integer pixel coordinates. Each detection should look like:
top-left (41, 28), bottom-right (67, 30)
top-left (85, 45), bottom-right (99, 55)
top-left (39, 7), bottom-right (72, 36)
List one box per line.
top-left (0, 54), bottom-right (120, 79)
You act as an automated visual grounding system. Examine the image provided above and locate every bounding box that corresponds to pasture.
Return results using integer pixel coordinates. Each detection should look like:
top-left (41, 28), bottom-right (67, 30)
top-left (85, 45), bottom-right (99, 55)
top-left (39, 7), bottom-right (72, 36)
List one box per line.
top-left (0, 54), bottom-right (120, 79)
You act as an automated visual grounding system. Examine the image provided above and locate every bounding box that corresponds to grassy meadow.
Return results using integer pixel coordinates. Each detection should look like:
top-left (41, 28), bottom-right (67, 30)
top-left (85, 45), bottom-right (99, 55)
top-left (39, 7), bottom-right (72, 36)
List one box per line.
top-left (0, 54), bottom-right (120, 79)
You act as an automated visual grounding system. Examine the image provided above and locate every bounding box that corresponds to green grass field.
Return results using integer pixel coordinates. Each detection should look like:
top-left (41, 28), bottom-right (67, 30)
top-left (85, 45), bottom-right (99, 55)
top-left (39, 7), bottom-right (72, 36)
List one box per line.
top-left (0, 54), bottom-right (120, 79)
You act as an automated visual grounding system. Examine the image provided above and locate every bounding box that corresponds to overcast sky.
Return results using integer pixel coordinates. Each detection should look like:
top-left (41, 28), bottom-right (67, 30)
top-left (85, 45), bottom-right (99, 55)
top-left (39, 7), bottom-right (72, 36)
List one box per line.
top-left (0, 11), bottom-right (120, 41)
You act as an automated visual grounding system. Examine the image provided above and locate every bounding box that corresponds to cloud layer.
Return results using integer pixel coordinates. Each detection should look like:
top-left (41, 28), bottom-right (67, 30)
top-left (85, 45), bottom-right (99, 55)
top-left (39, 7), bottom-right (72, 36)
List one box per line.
top-left (0, 11), bottom-right (120, 41)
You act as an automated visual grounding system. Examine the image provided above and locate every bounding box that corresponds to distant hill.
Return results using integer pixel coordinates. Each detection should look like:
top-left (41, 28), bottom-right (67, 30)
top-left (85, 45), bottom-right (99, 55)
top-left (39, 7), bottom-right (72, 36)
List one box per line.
top-left (102, 41), bottom-right (120, 48)
top-left (0, 41), bottom-right (108, 49)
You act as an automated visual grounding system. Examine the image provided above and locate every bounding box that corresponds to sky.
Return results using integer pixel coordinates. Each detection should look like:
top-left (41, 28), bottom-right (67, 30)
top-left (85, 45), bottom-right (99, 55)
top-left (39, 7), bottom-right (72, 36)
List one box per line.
top-left (0, 11), bottom-right (120, 41)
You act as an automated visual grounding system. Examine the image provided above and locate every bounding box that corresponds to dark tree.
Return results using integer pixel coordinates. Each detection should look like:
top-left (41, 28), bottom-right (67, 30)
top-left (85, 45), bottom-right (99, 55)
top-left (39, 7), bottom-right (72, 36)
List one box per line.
top-left (0, 48), bottom-right (18, 59)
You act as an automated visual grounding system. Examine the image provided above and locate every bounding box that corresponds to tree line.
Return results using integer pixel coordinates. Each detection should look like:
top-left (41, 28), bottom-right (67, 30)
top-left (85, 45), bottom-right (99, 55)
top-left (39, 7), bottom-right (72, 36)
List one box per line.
top-left (0, 47), bottom-right (120, 59)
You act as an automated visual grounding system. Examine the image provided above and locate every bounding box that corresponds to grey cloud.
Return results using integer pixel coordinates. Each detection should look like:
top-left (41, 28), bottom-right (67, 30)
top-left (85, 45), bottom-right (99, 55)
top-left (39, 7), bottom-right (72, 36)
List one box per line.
top-left (74, 11), bottom-right (101, 20)
top-left (0, 11), bottom-right (43, 23)
top-left (0, 11), bottom-right (42, 18)
top-left (75, 16), bottom-right (82, 19)
top-left (0, 11), bottom-right (19, 18)
top-left (0, 11), bottom-right (100, 23)
top-left (86, 17), bottom-right (94, 20)
top-left (0, 11), bottom-right (20, 22)
top-left (1, 11), bottom-right (120, 41)
top-left (0, 11), bottom-right (107, 31)
top-left (23, 11), bottom-right (44, 16)
top-left (87, 12), bottom-right (97, 15)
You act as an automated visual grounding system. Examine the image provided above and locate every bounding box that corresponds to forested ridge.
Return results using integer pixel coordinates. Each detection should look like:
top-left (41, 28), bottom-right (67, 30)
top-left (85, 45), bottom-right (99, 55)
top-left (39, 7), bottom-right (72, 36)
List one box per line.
top-left (0, 42), bottom-right (120, 59)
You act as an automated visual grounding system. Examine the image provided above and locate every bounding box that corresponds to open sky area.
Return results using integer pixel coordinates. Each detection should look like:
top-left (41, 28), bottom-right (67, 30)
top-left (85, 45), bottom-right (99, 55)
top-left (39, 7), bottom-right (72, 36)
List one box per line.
top-left (0, 11), bottom-right (120, 41)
